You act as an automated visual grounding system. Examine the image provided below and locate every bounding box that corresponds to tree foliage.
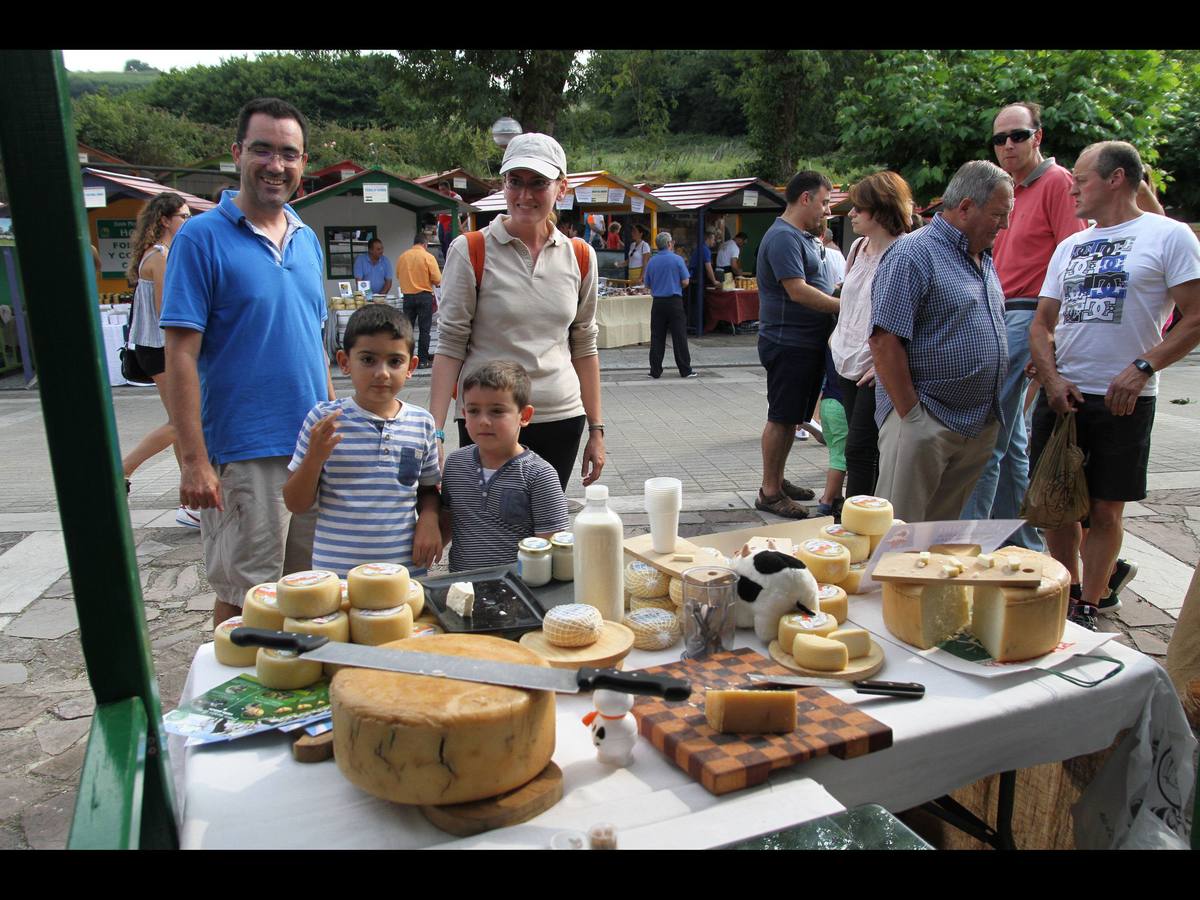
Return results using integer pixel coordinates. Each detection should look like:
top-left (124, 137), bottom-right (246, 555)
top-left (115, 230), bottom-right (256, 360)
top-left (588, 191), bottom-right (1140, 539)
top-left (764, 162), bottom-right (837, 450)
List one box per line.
top-left (1157, 51), bottom-right (1200, 217)
top-left (71, 92), bottom-right (227, 166)
top-left (836, 50), bottom-right (1184, 202)
top-left (123, 59), bottom-right (156, 72)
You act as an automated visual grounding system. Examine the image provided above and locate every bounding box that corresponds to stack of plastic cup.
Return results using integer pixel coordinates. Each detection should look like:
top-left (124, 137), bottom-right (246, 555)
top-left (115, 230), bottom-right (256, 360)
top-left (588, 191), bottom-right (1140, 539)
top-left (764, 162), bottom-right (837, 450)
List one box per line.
top-left (644, 477), bottom-right (683, 554)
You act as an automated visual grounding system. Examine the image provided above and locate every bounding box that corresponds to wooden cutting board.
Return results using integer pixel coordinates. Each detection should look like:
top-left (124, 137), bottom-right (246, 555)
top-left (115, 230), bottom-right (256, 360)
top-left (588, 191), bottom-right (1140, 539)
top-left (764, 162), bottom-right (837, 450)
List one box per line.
top-left (420, 763), bottom-right (563, 837)
top-left (871, 551), bottom-right (1042, 588)
top-left (630, 648), bottom-right (892, 796)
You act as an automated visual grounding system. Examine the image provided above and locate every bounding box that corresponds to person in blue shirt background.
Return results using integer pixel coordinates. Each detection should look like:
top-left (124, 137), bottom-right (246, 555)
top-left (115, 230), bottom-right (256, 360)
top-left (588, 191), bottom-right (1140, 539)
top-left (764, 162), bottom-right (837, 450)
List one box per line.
top-left (353, 238), bottom-right (393, 296)
top-left (643, 231), bottom-right (698, 379)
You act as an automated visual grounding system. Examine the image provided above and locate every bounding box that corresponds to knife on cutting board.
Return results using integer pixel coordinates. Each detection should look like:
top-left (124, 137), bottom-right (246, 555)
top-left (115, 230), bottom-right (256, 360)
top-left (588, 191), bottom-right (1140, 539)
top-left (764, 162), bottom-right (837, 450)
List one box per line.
top-left (745, 672), bottom-right (925, 699)
top-left (231, 628), bottom-right (691, 700)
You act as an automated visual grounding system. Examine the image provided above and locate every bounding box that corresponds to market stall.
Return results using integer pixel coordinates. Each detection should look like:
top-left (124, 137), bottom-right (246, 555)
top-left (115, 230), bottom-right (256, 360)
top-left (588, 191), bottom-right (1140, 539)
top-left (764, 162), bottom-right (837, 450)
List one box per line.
top-left (703, 284), bottom-right (759, 333)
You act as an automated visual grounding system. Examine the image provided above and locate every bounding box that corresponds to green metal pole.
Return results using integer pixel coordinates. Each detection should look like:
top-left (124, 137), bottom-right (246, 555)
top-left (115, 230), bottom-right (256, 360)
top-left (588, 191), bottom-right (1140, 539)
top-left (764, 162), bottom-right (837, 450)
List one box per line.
top-left (0, 50), bottom-right (179, 848)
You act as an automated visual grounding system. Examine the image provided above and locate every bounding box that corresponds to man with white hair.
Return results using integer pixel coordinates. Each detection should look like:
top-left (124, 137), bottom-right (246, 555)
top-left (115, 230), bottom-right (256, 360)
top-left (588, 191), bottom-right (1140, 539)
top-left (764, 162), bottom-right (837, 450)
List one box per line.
top-left (870, 160), bottom-right (1013, 522)
top-left (643, 231), bottom-right (697, 379)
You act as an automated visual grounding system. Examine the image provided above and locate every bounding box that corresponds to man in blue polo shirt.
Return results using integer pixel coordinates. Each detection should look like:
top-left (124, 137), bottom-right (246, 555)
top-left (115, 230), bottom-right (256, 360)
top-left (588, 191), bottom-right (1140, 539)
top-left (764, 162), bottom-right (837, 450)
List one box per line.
top-left (161, 97), bottom-right (335, 627)
top-left (352, 238), bottom-right (392, 296)
top-left (643, 231), bottom-right (696, 379)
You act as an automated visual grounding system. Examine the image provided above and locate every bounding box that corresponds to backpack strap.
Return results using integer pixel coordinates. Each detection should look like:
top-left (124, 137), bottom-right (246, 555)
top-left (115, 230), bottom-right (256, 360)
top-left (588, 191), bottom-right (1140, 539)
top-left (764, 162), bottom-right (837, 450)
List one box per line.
top-left (466, 229), bottom-right (486, 291)
top-left (571, 237), bottom-right (590, 281)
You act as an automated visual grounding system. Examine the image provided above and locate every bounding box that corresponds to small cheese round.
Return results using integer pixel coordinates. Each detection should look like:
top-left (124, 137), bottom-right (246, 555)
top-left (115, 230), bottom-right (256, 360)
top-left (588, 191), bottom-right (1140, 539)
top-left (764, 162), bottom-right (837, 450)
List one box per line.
top-left (630, 595), bottom-right (676, 612)
top-left (669, 577), bottom-right (684, 606)
top-left (624, 608), bottom-right (681, 650)
top-left (213, 616), bottom-right (257, 667)
top-left (347, 563), bottom-right (411, 610)
top-left (841, 496), bottom-right (895, 537)
top-left (791, 633), bottom-right (849, 672)
top-left (405, 580), bottom-right (425, 619)
top-left (242, 583), bottom-right (285, 631)
top-left (283, 610), bottom-right (350, 643)
top-left (349, 605), bottom-right (414, 646)
top-left (836, 562), bottom-right (870, 595)
top-left (869, 519), bottom-right (905, 554)
top-left (542, 604), bottom-right (604, 648)
top-left (256, 648), bottom-right (323, 690)
top-left (411, 618), bottom-right (443, 638)
top-left (796, 539), bottom-right (852, 584)
top-left (778, 612), bottom-right (838, 650)
top-left (624, 560), bottom-right (670, 599)
top-left (819, 524), bottom-right (870, 563)
top-left (275, 570), bottom-right (342, 619)
top-left (816, 583), bottom-right (849, 624)
top-left (829, 627), bottom-right (871, 660)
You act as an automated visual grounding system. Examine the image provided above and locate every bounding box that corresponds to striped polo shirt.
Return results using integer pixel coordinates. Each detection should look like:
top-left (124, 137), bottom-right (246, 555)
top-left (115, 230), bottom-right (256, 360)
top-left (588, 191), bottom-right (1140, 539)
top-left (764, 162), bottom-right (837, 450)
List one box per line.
top-left (442, 445), bottom-right (570, 573)
top-left (288, 397), bottom-right (440, 576)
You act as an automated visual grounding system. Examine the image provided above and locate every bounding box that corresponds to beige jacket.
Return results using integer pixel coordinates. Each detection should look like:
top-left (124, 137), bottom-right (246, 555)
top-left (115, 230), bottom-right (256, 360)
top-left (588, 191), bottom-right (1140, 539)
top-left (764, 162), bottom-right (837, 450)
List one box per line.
top-left (438, 216), bottom-right (599, 422)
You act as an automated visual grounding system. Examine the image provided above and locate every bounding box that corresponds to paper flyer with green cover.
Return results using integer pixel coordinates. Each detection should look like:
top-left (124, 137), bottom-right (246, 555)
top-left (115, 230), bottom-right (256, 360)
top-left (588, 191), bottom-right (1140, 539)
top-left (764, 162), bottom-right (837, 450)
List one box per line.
top-left (164, 674), bottom-right (331, 745)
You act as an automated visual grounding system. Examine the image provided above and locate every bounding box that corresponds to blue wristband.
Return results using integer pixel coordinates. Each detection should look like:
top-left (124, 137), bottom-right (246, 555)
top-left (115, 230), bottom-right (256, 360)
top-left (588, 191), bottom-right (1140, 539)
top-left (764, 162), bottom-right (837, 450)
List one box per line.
top-left (434, 429), bottom-right (446, 442)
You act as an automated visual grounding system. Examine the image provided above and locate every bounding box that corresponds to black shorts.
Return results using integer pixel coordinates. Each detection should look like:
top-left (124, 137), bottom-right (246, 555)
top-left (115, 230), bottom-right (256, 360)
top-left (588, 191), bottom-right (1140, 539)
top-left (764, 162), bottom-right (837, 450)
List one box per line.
top-left (134, 345), bottom-right (166, 378)
top-left (757, 336), bottom-right (824, 425)
top-left (1029, 392), bottom-right (1155, 504)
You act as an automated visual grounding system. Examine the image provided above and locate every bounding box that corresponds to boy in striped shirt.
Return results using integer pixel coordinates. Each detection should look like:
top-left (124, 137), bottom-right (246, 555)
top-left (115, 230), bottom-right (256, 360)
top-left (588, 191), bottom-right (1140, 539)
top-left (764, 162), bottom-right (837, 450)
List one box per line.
top-left (440, 361), bottom-right (570, 572)
top-left (283, 305), bottom-right (442, 576)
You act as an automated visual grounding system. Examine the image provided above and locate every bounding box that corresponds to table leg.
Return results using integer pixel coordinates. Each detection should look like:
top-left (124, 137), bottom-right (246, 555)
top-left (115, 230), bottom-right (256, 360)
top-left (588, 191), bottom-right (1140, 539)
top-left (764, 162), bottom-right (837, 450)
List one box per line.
top-left (919, 770), bottom-right (1019, 850)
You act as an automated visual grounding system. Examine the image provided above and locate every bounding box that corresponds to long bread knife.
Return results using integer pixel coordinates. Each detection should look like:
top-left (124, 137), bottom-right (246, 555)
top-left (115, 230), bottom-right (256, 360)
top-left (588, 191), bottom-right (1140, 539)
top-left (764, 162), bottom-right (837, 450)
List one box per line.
top-left (746, 672), bottom-right (925, 699)
top-left (231, 628), bottom-right (691, 700)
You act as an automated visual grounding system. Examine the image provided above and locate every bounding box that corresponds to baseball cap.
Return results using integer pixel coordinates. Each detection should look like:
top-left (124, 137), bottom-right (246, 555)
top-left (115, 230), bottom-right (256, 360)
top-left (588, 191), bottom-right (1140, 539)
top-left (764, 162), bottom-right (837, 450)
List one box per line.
top-left (500, 133), bottom-right (567, 180)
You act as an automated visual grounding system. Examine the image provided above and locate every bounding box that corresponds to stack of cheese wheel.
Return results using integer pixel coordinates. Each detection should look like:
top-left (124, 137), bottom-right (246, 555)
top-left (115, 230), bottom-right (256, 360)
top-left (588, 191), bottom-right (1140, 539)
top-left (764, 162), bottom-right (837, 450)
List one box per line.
top-left (836, 496), bottom-right (896, 593)
top-left (346, 563), bottom-right (418, 646)
top-left (881, 546), bottom-right (1070, 661)
top-left (624, 607), bottom-right (681, 650)
top-left (624, 560), bottom-right (673, 612)
top-left (331, 634), bottom-right (556, 805)
top-left (266, 570), bottom-right (345, 686)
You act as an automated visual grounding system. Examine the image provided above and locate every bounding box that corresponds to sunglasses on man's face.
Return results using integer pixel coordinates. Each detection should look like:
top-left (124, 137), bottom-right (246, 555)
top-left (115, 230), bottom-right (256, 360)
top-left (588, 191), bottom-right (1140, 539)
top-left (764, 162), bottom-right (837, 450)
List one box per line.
top-left (991, 128), bottom-right (1038, 147)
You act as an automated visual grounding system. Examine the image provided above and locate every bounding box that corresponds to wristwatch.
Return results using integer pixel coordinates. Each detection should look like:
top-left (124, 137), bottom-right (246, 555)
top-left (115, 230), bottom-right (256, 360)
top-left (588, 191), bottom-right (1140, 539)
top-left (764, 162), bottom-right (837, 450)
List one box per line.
top-left (1132, 358), bottom-right (1155, 376)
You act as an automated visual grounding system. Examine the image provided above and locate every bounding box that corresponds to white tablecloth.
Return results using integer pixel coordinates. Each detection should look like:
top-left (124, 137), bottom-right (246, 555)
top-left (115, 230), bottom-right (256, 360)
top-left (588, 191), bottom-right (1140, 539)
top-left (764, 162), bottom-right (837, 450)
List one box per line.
top-left (171, 586), bottom-right (1181, 849)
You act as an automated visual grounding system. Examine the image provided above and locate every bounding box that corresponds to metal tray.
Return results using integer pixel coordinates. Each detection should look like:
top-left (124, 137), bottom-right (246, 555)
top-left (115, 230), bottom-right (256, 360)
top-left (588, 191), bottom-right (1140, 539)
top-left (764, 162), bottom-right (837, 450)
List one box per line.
top-left (421, 566), bottom-right (546, 639)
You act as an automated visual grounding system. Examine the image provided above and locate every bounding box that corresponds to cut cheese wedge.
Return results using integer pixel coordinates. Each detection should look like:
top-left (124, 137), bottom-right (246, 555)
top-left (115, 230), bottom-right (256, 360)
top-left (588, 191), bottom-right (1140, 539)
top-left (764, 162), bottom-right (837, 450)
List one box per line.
top-left (791, 634), bottom-right (849, 672)
top-left (829, 627), bottom-right (871, 660)
top-left (969, 546), bottom-right (1069, 661)
top-left (705, 689), bottom-right (797, 734)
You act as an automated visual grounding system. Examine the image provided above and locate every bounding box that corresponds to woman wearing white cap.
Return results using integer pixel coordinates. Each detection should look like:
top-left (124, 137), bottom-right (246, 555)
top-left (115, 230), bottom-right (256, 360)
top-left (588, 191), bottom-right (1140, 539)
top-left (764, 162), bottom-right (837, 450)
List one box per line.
top-left (429, 132), bottom-right (605, 490)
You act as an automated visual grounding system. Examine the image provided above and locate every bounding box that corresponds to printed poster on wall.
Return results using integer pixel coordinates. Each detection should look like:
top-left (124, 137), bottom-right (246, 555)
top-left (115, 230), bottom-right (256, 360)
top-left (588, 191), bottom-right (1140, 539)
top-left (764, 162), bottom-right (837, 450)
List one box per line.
top-left (219, 161), bottom-right (237, 173)
top-left (607, 188), bottom-right (626, 204)
top-left (556, 194), bottom-right (575, 211)
top-left (574, 186), bottom-right (593, 204)
top-left (743, 190), bottom-right (759, 207)
top-left (96, 219), bottom-right (136, 279)
top-left (453, 177), bottom-right (468, 190)
top-left (83, 187), bottom-right (107, 209)
top-left (363, 183), bottom-right (389, 203)
top-left (630, 196), bottom-right (645, 214)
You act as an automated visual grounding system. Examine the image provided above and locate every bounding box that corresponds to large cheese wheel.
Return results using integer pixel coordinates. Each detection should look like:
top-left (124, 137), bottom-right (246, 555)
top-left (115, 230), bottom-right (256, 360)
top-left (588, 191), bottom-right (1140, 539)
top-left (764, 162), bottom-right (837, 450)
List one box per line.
top-left (213, 616), bottom-right (257, 667)
top-left (624, 561), bottom-right (670, 599)
top-left (796, 539), bottom-right (851, 584)
top-left (256, 648), bottom-right (323, 690)
top-left (816, 583), bottom-right (848, 624)
top-left (347, 563), bottom-right (411, 610)
top-left (331, 634), bottom-right (556, 806)
top-left (881, 581), bottom-right (970, 650)
top-left (275, 570), bottom-right (342, 618)
top-left (970, 547), bottom-right (1069, 662)
top-left (349, 605), bottom-right (414, 646)
top-left (242, 583), bottom-right (285, 631)
top-left (283, 610), bottom-right (351, 643)
top-left (819, 524), bottom-right (870, 564)
top-left (841, 496), bottom-right (894, 537)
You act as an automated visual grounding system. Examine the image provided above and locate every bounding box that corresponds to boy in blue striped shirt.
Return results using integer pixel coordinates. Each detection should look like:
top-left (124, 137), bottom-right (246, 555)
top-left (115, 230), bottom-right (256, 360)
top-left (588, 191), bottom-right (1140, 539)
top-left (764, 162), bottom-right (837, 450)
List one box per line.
top-left (283, 305), bottom-right (442, 576)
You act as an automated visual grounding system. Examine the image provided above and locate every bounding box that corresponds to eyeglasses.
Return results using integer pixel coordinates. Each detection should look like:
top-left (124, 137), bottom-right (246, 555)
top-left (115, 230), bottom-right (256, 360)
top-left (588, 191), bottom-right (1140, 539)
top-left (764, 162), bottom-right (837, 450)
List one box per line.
top-left (241, 144), bottom-right (304, 163)
top-left (503, 175), bottom-right (553, 193)
top-left (991, 128), bottom-right (1038, 147)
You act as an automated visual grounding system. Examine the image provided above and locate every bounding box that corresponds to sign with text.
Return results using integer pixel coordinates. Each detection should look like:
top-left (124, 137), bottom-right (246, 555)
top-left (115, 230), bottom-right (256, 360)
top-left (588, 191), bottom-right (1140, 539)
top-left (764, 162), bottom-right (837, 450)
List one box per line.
top-left (607, 188), bottom-right (626, 204)
top-left (96, 219), bottom-right (136, 279)
top-left (742, 190), bottom-right (759, 207)
top-left (630, 195), bottom-right (645, 214)
top-left (574, 186), bottom-right (593, 204)
top-left (453, 177), bottom-right (468, 190)
top-left (219, 161), bottom-right (237, 173)
top-left (556, 194), bottom-right (575, 210)
top-left (363, 183), bottom-right (389, 203)
top-left (83, 187), bottom-right (107, 209)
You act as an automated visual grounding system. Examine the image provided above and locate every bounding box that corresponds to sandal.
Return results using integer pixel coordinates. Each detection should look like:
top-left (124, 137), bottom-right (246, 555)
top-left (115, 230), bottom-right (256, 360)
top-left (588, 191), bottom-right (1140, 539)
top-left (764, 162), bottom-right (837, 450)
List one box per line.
top-left (755, 490), bottom-right (810, 519)
top-left (781, 479), bottom-right (815, 501)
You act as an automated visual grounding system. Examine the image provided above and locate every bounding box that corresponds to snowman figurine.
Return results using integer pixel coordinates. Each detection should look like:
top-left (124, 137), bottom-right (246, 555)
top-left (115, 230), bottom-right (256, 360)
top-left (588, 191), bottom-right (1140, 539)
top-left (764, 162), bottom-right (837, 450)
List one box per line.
top-left (582, 689), bottom-right (638, 766)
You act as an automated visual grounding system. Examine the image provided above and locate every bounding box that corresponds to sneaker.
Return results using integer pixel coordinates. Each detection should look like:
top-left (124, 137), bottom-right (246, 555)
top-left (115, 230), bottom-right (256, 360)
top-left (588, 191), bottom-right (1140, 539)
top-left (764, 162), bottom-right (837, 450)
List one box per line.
top-left (683, 371), bottom-right (699, 379)
top-left (781, 479), bottom-right (816, 501)
top-left (175, 506), bottom-right (201, 529)
top-left (803, 421), bottom-right (826, 445)
top-left (796, 428), bottom-right (809, 441)
top-left (817, 497), bottom-right (845, 518)
top-left (647, 372), bottom-right (661, 379)
top-left (755, 490), bottom-right (810, 519)
top-left (1100, 559), bottom-right (1137, 612)
top-left (1067, 602), bottom-right (1099, 632)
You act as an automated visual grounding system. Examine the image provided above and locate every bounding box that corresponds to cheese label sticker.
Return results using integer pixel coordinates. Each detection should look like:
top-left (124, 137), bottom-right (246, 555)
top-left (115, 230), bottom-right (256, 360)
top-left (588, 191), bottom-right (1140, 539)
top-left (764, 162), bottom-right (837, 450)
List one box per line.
top-left (253, 584), bottom-right (277, 599)
top-left (803, 540), bottom-right (844, 557)
top-left (359, 563), bottom-right (404, 576)
top-left (823, 524), bottom-right (857, 537)
top-left (265, 649), bottom-right (300, 659)
top-left (340, 581), bottom-right (349, 598)
top-left (630, 561), bottom-right (656, 574)
top-left (216, 617), bottom-right (244, 634)
top-left (818, 584), bottom-right (841, 599)
top-left (358, 606), bottom-right (404, 618)
top-left (796, 612), bottom-right (831, 630)
top-left (411, 623), bottom-right (439, 637)
top-left (282, 571), bottom-right (335, 587)
top-left (308, 613), bottom-right (343, 624)
top-left (407, 582), bottom-right (421, 598)
top-left (848, 496), bottom-right (890, 508)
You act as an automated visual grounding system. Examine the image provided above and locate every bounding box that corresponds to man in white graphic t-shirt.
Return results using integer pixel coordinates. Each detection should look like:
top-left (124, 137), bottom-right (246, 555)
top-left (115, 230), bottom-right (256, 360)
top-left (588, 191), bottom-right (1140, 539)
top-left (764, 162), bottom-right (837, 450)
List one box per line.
top-left (1029, 141), bottom-right (1200, 630)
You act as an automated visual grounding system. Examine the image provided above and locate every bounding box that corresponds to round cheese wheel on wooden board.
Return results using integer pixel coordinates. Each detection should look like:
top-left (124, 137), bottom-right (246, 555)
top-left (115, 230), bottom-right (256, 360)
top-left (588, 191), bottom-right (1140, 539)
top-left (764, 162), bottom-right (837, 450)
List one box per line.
top-left (331, 634), bottom-right (556, 806)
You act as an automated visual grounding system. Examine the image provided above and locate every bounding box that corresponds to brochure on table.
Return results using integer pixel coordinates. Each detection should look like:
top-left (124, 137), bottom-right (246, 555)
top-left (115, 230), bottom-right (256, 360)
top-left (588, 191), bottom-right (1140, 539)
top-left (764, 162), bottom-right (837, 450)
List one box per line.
top-left (164, 674), bottom-right (332, 746)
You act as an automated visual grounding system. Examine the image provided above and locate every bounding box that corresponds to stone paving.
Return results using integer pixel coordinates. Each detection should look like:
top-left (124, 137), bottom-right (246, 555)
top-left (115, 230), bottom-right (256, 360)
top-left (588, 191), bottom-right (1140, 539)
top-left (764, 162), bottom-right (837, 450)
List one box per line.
top-left (0, 335), bottom-right (1197, 848)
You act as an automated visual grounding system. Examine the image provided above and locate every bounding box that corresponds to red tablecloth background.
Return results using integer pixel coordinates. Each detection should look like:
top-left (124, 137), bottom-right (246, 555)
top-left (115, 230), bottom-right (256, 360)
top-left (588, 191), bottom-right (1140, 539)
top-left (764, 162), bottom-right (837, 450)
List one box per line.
top-left (704, 289), bottom-right (759, 333)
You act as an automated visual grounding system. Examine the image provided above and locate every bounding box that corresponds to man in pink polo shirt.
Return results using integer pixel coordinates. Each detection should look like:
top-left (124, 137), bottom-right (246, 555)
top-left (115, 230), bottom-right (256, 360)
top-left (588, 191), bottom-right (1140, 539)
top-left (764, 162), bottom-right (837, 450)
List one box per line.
top-left (962, 102), bottom-right (1087, 547)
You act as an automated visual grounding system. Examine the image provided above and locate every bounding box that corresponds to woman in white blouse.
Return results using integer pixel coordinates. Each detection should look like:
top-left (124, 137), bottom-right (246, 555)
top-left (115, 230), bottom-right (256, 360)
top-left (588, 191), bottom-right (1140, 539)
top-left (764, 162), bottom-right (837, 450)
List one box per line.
top-left (625, 223), bottom-right (651, 284)
top-left (828, 171), bottom-right (915, 498)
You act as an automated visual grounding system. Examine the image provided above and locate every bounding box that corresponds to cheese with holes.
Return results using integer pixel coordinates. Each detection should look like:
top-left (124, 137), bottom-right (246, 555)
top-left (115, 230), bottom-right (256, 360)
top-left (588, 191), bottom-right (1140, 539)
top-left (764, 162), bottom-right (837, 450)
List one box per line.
top-left (542, 604), bottom-right (604, 648)
top-left (791, 633), bottom-right (850, 671)
top-left (242, 583), bottom-right (285, 631)
top-left (705, 689), bottom-right (797, 734)
top-left (256, 648), bottom-right (323, 690)
top-left (624, 608), bottom-right (680, 650)
top-left (869, 519), bottom-right (906, 554)
top-left (630, 595), bottom-right (675, 612)
top-left (816, 583), bottom-right (849, 624)
top-left (349, 605), bottom-right (414, 646)
top-left (829, 627), bottom-right (871, 660)
top-left (841, 496), bottom-right (894, 536)
top-left (331, 634), bottom-right (555, 805)
top-left (347, 563), bottom-right (410, 610)
top-left (819, 524), bottom-right (870, 563)
top-left (882, 581), bottom-right (970, 650)
top-left (446, 582), bottom-right (475, 617)
top-left (275, 570), bottom-right (342, 619)
top-left (796, 539), bottom-right (851, 584)
top-left (969, 547), bottom-right (1069, 661)
top-left (836, 562), bottom-right (870, 595)
top-left (778, 611), bottom-right (838, 651)
top-left (284, 610), bottom-right (351, 643)
top-left (213, 616), bottom-right (257, 667)
top-left (624, 560), bottom-right (670, 599)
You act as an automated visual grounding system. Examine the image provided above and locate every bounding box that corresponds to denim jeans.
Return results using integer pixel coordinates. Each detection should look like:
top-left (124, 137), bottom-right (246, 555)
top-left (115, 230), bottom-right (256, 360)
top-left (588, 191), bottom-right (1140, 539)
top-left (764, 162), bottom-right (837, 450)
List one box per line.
top-left (961, 306), bottom-right (1044, 550)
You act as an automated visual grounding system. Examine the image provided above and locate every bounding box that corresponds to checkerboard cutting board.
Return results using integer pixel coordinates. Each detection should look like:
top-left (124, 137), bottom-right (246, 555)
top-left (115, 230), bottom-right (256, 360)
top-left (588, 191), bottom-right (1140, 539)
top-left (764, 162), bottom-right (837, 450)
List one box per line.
top-left (631, 648), bottom-right (892, 795)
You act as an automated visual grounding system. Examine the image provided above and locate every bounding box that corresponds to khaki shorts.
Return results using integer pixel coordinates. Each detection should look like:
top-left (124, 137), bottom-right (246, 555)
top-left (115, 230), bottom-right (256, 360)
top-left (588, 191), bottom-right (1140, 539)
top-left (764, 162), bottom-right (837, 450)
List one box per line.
top-left (200, 457), bottom-right (317, 608)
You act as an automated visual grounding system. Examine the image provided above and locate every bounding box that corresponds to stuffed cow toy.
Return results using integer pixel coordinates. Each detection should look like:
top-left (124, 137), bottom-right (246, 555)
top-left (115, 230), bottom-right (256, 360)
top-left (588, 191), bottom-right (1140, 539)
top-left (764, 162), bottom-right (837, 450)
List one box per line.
top-left (729, 544), bottom-right (819, 642)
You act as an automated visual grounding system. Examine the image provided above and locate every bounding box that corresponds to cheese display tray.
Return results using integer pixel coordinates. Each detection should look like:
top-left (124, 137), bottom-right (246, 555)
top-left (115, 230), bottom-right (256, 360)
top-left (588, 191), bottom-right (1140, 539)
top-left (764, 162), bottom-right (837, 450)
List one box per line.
top-left (871, 551), bottom-right (1042, 588)
top-left (422, 568), bottom-right (545, 639)
top-left (767, 638), bottom-right (886, 681)
top-left (630, 648), bottom-right (892, 796)
top-left (518, 621), bottom-right (635, 670)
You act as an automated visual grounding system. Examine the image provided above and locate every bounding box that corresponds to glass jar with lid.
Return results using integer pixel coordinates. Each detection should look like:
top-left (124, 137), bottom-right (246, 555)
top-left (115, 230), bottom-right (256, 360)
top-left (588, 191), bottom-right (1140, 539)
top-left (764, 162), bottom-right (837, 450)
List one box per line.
top-left (517, 537), bottom-right (553, 587)
top-left (550, 531), bottom-right (575, 582)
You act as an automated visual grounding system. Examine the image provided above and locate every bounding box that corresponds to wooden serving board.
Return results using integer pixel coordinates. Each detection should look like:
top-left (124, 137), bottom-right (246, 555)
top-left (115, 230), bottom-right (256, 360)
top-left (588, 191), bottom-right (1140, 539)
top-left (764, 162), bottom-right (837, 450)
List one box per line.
top-left (630, 648), bottom-right (892, 796)
top-left (871, 552), bottom-right (1042, 588)
top-left (622, 533), bottom-right (722, 581)
top-left (767, 639), bottom-right (885, 681)
top-left (518, 621), bottom-right (635, 670)
top-left (421, 763), bottom-right (563, 837)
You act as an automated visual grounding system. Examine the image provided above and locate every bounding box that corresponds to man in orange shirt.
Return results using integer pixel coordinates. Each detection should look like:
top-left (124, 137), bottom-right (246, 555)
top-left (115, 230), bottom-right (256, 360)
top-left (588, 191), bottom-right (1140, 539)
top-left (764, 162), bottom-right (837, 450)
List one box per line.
top-left (395, 232), bottom-right (442, 368)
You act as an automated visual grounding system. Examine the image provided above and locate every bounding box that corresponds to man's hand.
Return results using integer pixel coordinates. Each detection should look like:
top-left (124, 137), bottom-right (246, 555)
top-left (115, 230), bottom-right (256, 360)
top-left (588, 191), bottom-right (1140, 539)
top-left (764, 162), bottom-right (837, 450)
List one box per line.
top-left (1044, 375), bottom-right (1084, 415)
top-left (856, 366), bottom-right (876, 388)
top-left (180, 458), bottom-right (223, 511)
top-left (411, 513), bottom-right (443, 569)
top-left (307, 411), bottom-right (343, 464)
top-left (580, 431), bottom-right (606, 486)
top-left (1105, 365), bottom-right (1151, 417)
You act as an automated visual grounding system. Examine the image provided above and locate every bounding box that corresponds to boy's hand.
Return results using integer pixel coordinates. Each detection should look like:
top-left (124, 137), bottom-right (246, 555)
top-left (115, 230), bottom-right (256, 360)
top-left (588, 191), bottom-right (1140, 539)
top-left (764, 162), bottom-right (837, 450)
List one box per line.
top-left (308, 410), bottom-right (343, 463)
top-left (412, 513), bottom-right (443, 569)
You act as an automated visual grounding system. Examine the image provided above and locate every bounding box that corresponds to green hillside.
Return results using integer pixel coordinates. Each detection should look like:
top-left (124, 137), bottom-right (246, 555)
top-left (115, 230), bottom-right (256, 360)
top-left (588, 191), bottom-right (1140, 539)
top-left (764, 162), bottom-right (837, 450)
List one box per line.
top-left (68, 70), bottom-right (161, 99)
